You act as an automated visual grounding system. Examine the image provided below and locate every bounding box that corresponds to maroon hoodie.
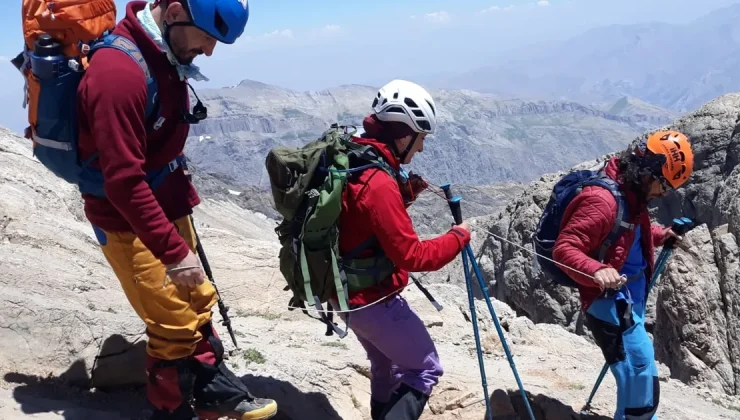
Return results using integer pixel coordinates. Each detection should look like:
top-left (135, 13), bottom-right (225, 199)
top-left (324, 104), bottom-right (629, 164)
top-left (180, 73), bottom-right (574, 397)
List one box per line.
top-left (76, 1), bottom-right (199, 265)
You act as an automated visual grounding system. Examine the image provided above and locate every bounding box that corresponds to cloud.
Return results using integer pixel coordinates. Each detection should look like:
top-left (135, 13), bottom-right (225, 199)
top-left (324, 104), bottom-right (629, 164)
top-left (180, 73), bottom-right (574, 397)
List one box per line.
top-left (537, 0), bottom-right (550, 6)
top-left (235, 28), bottom-right (294, 49)
top-left (477, 5), bottom-right (514, 14)
top-left (262, 29), bottom-right (294, 39)
top-left (320, 24), bottom-right (342, 34)
top-left (411, 11), bottom-right (452, 24)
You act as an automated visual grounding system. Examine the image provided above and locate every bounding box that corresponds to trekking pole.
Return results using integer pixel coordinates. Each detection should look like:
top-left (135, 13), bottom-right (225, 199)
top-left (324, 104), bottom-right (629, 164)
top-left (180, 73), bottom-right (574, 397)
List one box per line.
top-left (410, 274), bottom-right (443, 311)
top-left (581, 217), bottom-right (693, 413)
top-left (181, 158), bottom-right (239, 348)
top-left (190, 215), bottom-right (240, 349)
top-left (647, 217), bottom-right (693, 295)
top-left (441, 184), bottom-right (535, 420)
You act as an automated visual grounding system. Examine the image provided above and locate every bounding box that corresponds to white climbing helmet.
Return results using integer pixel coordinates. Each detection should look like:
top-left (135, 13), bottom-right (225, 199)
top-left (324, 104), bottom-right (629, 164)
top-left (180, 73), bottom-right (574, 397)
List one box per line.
top-left (371, 79), bottom-right (437, 135)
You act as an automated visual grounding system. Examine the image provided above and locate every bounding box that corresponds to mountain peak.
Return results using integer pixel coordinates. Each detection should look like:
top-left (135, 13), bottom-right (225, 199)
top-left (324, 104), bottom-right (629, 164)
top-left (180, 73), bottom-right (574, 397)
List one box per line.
top-left (235, 79), bottom-right (271, 89)
top-left (607, 95), bottom-right (679, 120)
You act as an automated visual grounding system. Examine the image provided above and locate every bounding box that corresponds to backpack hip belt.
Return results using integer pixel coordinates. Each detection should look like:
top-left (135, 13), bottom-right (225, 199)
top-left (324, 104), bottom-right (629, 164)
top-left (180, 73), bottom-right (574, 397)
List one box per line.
top-left (341, 236), bottom-right (396, 293)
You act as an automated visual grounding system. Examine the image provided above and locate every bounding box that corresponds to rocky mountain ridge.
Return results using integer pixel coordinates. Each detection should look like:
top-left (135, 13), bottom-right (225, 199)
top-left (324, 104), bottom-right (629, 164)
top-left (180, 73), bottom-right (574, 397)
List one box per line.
top-left (182, 80), bottom-right (677, 191)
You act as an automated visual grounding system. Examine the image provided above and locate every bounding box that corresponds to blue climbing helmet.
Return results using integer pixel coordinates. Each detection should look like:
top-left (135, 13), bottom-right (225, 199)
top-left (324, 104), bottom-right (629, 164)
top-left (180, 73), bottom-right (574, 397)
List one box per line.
top-left (186, 0), bottom-right (250, 44)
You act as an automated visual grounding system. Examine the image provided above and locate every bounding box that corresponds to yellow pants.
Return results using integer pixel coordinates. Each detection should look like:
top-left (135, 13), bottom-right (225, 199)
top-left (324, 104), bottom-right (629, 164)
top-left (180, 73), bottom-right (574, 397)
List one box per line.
top-left (93, 216), bottom-right (217, 360)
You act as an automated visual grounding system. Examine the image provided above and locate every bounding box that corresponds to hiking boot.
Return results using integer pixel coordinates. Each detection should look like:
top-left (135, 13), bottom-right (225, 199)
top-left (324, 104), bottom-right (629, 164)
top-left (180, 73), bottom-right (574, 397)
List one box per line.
top-left (371, 398), bottom-right (388, 420)
top-left (195, 398), bottom-right (278, 420)
top-left (149, 403), bottom-right (199, 420)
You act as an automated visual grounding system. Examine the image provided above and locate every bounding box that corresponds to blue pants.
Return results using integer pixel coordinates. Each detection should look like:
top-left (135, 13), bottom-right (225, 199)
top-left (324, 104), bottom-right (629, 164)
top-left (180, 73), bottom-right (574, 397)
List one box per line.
top-left (586, 295), bottom-right (659, 419)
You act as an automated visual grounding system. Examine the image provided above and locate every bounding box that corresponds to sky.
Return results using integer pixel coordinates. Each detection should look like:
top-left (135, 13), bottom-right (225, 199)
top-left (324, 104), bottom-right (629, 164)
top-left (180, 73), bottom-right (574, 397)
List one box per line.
top-left (0, 0), bottom-right (738, 133)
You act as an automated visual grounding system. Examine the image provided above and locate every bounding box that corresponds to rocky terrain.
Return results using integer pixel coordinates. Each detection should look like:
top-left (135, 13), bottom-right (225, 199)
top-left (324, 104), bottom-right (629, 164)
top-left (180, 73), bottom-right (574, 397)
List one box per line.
top-left (182, 80), bottom-right (675, 191)
top-left (428, 92), bottom-right (740, 399)
top-left (2, 95), bottom-right (740, 419)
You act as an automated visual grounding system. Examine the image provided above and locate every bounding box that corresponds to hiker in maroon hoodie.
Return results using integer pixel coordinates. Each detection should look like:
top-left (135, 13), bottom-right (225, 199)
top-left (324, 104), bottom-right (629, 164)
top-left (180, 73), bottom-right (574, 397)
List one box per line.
top-left (335, 79), bottom-right (472, 420)
top-left (552, 131), bottom-right (694, 419)
top-left (76, 1), bottom-right (277, 419)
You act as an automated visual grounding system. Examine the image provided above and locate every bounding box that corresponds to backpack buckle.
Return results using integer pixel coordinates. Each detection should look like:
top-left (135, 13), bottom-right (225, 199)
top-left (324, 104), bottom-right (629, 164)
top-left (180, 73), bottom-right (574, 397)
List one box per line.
top-left (168, 159), bottom-right (179, 172)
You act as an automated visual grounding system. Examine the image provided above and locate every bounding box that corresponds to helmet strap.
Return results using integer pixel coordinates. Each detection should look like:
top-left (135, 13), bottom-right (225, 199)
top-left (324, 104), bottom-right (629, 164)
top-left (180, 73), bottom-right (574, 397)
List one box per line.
top-left (397, 133), bottom-right (419, 164)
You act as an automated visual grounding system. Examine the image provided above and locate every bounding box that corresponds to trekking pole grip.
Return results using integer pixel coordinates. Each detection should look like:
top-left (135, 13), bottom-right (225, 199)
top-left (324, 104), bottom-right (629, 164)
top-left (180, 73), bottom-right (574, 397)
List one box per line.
top-left (440, 183), bottom-right (464, 225)
top-left (665, 217), bottom-right (693, 249)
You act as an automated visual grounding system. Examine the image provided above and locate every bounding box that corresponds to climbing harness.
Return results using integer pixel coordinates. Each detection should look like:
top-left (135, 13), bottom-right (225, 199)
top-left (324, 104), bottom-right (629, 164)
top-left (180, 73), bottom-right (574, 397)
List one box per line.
top-left (581, 216), bottom-right (694, 414)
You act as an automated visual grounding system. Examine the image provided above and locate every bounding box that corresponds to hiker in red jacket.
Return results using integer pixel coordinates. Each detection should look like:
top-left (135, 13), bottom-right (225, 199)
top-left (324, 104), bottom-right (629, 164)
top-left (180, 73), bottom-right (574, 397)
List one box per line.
top-left (553, 131), bottom-right (694, 419)
top-left (335, 79), bottom-right (472, 420)
top-left (76, 1), bottom-right (277, 419)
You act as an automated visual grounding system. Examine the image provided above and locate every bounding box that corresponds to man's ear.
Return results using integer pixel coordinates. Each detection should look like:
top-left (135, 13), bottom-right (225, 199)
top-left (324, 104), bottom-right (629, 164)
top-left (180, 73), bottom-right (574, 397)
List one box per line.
top-left (164, 1), bottom-right (187, 23)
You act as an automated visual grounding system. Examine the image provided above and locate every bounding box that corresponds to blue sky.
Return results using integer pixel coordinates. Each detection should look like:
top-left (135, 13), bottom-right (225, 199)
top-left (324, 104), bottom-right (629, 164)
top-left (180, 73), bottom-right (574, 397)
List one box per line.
top-left (0, 0), bottom-right (738, 132)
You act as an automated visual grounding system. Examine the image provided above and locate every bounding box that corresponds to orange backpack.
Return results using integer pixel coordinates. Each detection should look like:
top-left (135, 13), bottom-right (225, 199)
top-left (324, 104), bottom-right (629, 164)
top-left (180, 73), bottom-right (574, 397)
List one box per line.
top-left (16, 0), bottom-right (166, 198)
top-left (20, 0), bottom-right (117, 133)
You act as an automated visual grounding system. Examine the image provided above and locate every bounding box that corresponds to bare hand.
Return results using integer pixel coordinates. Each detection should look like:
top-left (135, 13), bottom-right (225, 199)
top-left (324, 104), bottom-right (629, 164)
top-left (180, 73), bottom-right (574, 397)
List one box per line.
top-left (455, 221), bottom-right (470, 234)
top-left (593, 267), bottom-right (625, 290)
top-left (165, 250), bottom-right (204, 288)
top-left (663, 228), bottom-right (683, 244)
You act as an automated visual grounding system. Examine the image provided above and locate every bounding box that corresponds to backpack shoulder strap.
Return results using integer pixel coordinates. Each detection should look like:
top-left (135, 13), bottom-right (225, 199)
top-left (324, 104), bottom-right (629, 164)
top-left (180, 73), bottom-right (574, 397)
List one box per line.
top-left (583, 173), bottom-right (635, 262)
top-left (89, 34), bottom-right (159, 123)
top-left (345, 143), bottom-right (399, 181)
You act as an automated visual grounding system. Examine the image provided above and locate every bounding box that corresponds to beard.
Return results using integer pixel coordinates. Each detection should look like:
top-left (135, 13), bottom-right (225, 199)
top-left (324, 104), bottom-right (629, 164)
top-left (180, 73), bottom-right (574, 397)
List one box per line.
top-left (169, 29), bottom-right (203, 65)
top-left (173, 44), bottom-right (202, 65)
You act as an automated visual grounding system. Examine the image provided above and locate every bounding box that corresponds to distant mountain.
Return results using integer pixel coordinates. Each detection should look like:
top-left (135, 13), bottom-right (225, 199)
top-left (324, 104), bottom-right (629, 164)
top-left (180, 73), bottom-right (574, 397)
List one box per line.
top-left (434, 3), bottom-right (740, 112)
top-left (184, 80), bottom-right (676, 190)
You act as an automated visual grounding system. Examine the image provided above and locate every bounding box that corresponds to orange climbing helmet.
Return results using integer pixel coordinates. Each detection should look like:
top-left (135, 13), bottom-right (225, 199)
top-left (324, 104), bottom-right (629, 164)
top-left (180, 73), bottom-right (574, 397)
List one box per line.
top-left (638, 130), bottom-right (694, 189)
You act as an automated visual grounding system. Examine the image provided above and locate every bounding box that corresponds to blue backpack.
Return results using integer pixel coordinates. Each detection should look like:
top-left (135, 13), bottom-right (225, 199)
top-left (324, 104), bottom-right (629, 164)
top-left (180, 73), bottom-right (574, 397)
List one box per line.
top-left (23, 32), bottom-right (183, 199)
top-left (532, 168), bottom-right (635, 287)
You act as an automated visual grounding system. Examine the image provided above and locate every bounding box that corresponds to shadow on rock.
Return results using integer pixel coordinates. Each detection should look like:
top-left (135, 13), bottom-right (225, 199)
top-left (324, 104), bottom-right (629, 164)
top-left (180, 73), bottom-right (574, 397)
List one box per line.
top-left (240, 373), bottom-right (343, 420)
top-left (489, 389), bottom-right (612, 420)
top-left (4, 334), bottom-right (149, 420)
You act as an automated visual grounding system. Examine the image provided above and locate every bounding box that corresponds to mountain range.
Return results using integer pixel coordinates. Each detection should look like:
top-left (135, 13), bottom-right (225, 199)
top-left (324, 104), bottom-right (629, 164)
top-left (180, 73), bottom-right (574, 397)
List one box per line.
top-left (183, 80), bottom-right (678, 191)
top-left (431, 3), bottom-right (740, 113)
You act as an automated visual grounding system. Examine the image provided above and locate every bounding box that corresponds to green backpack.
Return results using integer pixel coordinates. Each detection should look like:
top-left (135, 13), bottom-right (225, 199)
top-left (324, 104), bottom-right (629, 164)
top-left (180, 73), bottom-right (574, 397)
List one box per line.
top-left (265, 124), bottom-right (398, 337)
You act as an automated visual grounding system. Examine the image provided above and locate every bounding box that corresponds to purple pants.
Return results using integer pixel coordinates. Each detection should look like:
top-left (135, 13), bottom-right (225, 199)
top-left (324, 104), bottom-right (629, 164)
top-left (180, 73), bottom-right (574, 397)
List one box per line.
top-left (340, 294), bottom-right (443, 403)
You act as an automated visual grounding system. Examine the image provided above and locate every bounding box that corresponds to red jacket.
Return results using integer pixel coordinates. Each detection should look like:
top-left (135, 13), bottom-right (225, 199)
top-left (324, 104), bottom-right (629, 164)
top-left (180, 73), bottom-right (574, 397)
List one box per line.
top-left (338, 138), bottom-right (471, 306)
top-left (552, 157), bottom-right (667, 310)
top-left (76, 1), bottom-right (199, 265)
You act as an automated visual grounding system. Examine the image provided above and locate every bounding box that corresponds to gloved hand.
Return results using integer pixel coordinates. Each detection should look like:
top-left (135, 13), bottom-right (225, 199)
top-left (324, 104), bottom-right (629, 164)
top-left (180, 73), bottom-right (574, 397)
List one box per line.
top-left (399, 172), bottom-right (428, 206)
